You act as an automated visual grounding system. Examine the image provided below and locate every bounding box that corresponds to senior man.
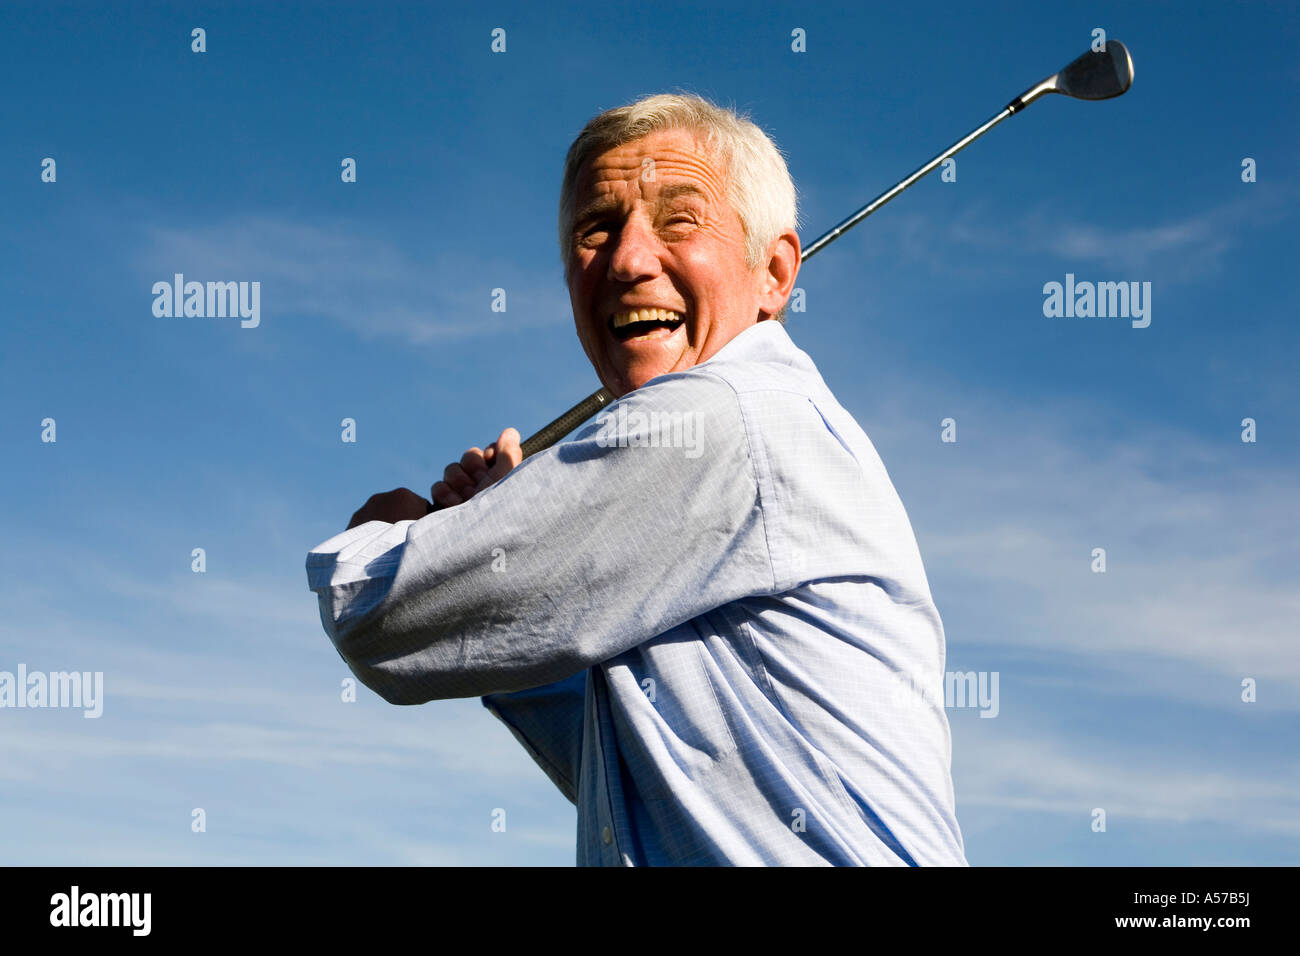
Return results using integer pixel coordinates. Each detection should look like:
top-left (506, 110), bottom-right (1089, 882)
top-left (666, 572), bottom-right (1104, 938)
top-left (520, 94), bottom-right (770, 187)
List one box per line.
top-left (307, 93), bottom-right (967, 866)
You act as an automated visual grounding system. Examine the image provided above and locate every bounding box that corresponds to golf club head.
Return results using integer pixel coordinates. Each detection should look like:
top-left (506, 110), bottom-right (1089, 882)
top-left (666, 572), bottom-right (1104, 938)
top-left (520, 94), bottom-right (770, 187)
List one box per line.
top-left (1008, 40), bottom-right (1134, 112)
top-left (1054, 40), bottom-right (1134, 100)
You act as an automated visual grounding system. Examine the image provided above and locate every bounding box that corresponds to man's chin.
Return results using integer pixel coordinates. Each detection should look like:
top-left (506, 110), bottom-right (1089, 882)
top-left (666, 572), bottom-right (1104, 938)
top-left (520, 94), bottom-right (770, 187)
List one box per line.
top-left (597, 324), bottom-right (694, 393)
top-left (600, 373), bottom-right (638, 398)
top-left (606, 363), bottom-right (673, 395)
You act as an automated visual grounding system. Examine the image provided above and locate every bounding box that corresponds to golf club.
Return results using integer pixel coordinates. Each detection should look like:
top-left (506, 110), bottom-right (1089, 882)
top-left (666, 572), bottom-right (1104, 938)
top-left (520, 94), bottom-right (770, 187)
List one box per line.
top-left (450, 40), bottom-right (1134, 487)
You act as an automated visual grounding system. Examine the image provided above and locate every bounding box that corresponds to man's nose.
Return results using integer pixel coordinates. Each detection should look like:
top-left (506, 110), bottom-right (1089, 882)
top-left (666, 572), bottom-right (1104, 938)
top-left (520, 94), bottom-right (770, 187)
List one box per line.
top-left (607, 216), bottom-right (660, 283)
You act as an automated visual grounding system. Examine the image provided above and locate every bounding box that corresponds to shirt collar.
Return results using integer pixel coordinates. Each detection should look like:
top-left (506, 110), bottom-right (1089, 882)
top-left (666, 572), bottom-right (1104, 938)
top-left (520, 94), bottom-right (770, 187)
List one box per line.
top-left (701, 318), bottom-right (796, 367)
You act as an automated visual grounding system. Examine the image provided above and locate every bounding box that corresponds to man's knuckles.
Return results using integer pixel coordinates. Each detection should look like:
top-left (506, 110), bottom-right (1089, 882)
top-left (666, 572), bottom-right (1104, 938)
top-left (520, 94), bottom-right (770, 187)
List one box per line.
top-left (349, 487), bottom-right (431, 527)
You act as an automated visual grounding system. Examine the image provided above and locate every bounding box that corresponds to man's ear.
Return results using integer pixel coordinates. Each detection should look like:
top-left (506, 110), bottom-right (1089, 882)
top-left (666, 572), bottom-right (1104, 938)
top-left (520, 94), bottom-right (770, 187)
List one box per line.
top-left (758, 229), bottom-right (801, 318)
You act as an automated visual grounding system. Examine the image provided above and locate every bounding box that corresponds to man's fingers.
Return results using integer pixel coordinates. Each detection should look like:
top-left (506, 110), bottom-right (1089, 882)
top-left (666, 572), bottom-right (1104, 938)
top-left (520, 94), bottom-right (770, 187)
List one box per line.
top-left (347, 487), bottom-right (433, 529)
top-left (430, 481), bottom-right (463, 507)
top-left (485, 427), bottom-right (522, 482)
top-left (433, 430), bottom-right (522, 507)
top-left (460, 447), bottom-right (488, 481)
top-left (498, 427), bottom-right (522, 465)
top-left (443, 462), bottom-right (477, 497)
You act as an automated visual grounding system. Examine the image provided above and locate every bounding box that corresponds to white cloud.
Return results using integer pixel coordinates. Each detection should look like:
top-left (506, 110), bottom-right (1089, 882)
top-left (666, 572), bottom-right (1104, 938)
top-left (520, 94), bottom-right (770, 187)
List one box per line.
top-left (855, 387), bottom-right (1300, 697)
top-left (956, 731), bottom-right (1300, 836)
top-left (854, 191), bottom-right (1292, 279)
top-left (134, 216), bottom-right (572, 344)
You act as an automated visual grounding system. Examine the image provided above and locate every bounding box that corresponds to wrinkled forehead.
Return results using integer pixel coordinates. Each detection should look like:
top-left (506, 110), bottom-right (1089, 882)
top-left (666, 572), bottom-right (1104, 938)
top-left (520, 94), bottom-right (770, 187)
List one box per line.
top-left (573, 129), bottom-right (729, 206)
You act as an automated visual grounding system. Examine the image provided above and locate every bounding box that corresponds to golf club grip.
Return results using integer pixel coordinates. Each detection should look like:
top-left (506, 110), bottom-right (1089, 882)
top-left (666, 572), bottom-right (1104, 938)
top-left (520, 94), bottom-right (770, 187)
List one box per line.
top-left (520, 387), bottom-right (613, 458)
top-left (427, 387), bottom-right (613, 514)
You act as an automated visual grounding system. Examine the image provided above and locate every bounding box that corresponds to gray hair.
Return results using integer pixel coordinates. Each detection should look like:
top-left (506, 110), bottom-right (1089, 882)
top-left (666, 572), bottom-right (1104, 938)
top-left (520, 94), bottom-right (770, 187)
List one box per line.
top-left (558, 93), bottom-right (799, 317)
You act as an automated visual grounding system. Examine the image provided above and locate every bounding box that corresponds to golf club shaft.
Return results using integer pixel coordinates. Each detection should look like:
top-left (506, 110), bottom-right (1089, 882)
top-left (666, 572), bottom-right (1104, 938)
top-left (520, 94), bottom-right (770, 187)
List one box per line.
top-left (800, 105), bottom-right (1013, 261)
top-left (517, 100), bottom-right (1031, 460)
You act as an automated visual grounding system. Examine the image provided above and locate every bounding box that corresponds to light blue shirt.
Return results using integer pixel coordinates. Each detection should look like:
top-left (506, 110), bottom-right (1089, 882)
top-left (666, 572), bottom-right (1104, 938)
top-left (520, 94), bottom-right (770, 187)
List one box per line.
top-left (306, 319), bottom-right (967, 866)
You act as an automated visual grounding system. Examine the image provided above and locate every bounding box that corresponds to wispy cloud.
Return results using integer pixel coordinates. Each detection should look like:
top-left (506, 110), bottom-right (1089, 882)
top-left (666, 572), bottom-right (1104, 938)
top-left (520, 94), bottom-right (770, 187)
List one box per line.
top-left (856, 385), bottom-right (1300, 696)
top-left (133, 216), bottom-right (572, 344)
top-left (856, 191), bottom-right (1294, 280)
top-left (0, 569), bottom-right (576, 863)
top-left (956, 731), bottom-right (1300, 837)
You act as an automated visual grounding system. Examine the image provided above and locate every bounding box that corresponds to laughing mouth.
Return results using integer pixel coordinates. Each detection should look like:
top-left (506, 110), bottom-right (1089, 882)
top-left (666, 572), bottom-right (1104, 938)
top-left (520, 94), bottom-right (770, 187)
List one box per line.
top-left (608, 307), bottom-right (685, 342)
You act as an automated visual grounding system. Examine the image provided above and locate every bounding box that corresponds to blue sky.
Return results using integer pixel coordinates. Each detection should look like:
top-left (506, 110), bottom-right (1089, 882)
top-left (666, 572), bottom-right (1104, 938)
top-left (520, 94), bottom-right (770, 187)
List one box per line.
top-left (2, 0), bottom-right (1297, 865)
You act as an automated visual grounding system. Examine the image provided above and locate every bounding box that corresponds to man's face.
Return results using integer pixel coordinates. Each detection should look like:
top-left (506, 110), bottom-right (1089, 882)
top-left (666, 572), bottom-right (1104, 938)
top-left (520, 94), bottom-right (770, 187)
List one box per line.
top-left (565, 128), bottom-right (791, 397)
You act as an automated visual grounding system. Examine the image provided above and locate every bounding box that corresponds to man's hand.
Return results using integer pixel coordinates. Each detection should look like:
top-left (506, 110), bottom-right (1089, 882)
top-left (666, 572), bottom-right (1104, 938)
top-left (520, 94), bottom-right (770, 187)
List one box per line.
top-left (343, 427), bottom-right (521, 529)
top-left (346, 488), bottom-right (432, 530)
top-left (431, 427), bottom-right (522, 508)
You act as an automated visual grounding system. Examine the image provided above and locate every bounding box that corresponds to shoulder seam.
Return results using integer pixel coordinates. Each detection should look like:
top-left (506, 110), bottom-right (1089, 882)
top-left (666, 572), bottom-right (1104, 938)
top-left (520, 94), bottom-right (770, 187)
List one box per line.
top-left (694, 368), bottom-right (781, 594)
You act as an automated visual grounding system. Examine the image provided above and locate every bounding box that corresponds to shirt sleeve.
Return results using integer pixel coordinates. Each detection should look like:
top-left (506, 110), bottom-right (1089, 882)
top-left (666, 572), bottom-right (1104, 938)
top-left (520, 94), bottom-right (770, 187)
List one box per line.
top-left (480, 670), bottom-right (588, 805)
top-left (305, 369), bottom-right (776, 704)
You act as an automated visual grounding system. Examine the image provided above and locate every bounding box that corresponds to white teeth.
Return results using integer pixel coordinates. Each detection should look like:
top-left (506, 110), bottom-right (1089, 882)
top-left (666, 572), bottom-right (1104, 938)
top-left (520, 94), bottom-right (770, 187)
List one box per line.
top-left (612, 308), bottom-right (683, 329)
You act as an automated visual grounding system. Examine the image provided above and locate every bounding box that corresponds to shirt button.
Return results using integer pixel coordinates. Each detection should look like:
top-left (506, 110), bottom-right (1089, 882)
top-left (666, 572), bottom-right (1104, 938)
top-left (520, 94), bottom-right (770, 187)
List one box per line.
top-left (601, 826), bottom-right (613, 845)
